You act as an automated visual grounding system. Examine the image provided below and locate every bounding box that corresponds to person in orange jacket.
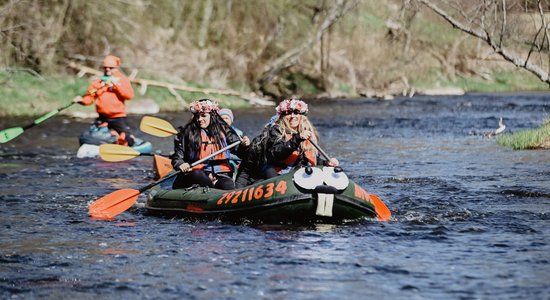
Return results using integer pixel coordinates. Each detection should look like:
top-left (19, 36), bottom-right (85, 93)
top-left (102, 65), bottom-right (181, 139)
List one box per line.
top-left (74, 55), bottom-right (136, 146)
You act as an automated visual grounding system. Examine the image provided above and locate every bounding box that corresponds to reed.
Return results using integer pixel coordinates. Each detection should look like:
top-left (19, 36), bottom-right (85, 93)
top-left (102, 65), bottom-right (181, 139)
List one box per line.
top-left (497, 117), bottom-right (550, 150)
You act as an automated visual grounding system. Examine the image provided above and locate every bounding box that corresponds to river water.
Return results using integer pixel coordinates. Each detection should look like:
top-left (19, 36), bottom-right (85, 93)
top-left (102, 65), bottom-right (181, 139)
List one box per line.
top-left (0, 93), bottom-right (549, 299)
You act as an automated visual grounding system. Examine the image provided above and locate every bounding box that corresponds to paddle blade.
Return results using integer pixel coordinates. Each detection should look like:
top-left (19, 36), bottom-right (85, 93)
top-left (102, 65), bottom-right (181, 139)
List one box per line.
top-left (88, 188), bottom-right (140, 219)
top-left (153, 154), bottom-right (173, 179)
top-left (370, 194), bottom-right (391, 221)
top-left (0, 127), bottom-right (24, 143)
top-left (99, 144), bottom-right (141, 162)
top-left (140, 116), bottom-right (178, 137)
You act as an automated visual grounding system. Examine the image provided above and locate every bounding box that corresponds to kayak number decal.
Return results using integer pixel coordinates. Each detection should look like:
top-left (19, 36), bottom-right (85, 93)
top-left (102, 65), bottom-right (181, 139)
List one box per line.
top-left (217, 180), bottom-right (288, 205)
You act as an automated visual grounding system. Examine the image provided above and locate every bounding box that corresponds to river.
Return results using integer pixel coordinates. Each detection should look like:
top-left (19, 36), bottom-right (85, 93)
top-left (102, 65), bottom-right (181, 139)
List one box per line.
top-left (1, 93), bottom-right (549, 299)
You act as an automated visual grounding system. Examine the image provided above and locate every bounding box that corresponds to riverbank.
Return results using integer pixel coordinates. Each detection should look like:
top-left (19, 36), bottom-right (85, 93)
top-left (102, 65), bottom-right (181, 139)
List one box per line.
top-left (2, 69), bottom-right (548, 150)
top-left (0, 70), bottom-right (253, 118)
top-left (1, 69), bottom-right (548, 118)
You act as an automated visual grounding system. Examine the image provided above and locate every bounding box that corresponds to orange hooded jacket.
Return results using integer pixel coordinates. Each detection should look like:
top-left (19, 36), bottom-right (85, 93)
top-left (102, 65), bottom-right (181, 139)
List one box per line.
top-left (80, 69), bottom-right (134, 118)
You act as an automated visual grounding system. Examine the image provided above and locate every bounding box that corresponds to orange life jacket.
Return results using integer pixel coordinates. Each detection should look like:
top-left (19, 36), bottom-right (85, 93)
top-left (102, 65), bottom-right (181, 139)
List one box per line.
top-left (274, 139), bottom-right (317, 174)
top-left (192, 130), bottom-right (232, 173)
top-left (80, 69), bottom-right (134, 118)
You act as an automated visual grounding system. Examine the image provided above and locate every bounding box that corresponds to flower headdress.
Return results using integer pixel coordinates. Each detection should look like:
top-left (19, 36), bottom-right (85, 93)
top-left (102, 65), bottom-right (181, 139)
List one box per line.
top-left (189, 99), bottom-right (219, 114)
top-left (275, 98), bottom-right (308, 116)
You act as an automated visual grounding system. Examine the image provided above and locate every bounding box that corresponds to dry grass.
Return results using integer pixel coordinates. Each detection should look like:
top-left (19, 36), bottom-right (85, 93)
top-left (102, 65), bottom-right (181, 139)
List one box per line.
top-left (0, 0), bottom-right (547, 99)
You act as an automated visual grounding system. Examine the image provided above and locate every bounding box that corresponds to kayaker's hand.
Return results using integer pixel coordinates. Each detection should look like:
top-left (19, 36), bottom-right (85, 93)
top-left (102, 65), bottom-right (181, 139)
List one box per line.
top-left (179, 163), bottom-right (191, 173)
top-left (106, 76), bottom-right (120, 87)
top-left (110, 76), bottom-right (120, 85)
top-left (299, 130), bottom-right (312, 140)
top-left (241, 135), bottom-right (250, 147)
top-left (327, 158), bottom-right (339, 167)
top-left (73, 96), bottom-right (83, 104)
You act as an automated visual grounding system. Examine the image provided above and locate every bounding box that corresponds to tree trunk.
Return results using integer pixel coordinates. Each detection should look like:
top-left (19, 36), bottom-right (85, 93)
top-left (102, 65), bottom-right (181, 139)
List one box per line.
top-left (198, 0), bottom-right (213, 48)
top-left (258, 0), bottom-right (359, 88)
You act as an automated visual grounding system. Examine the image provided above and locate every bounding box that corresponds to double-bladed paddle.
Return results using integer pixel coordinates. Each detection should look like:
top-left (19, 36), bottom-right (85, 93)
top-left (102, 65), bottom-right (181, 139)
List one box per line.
top-left (310, 140), bottom-right (391, 221)
top-left (0, 102), bottom-right (76, 143)
top-left (0, 88), bottom-right (102, 144)
top-left (88, 141), bottom-right (241, 220)
top-left (139, 115), bottom-right (178, 137)
top-left (99, 144), bottom-right (155, 162)
top-left (99, 144), bottom-right (173, 179)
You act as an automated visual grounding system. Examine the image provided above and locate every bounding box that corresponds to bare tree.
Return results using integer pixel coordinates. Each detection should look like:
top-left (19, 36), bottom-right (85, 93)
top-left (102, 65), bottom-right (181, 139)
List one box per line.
top-left (257, 0), bottom-right (360, 89)
top-left (417, 0), bottom-right (550, 86)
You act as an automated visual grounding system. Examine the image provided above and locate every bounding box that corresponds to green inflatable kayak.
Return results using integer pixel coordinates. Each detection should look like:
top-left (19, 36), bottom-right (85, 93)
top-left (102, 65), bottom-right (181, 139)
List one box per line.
top-left (146, 166), bottom-right (391, 223)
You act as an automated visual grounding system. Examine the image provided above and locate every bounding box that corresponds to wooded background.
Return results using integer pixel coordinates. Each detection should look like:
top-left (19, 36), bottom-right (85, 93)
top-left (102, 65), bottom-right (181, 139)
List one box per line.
top-left (1, 0), bottom-right (548, 99)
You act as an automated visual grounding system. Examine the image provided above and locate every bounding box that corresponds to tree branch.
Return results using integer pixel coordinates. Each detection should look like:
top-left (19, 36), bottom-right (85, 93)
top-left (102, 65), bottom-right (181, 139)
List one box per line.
top-left (67, 61), bottom-right (274, 106)
top-left (419, 0), bottom-right (550, 84)
top-left (258, 0), bottom-right (359, 86)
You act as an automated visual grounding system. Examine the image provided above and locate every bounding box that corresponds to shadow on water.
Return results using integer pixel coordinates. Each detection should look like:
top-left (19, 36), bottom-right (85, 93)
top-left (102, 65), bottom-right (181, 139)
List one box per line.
top-left (0, 93), bottom-right (549, 299)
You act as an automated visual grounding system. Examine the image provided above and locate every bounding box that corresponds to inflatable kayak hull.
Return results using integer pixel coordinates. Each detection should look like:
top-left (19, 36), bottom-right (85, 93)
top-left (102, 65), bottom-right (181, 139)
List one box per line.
top-left (146, 166), bottom-right (389, 223)
top-left (77, 123), bottom-right (153, 158)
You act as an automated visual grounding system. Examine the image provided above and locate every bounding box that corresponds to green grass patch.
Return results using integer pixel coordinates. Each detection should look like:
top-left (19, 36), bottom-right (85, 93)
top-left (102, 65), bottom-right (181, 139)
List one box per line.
top-left (0, 71), bottom-right (88, 117)
top-left (359, 10), bottom-right (387, 31)
top-left (452, 70), bottom-right (548, 92)
top-left (411, 68), bottom-right (549, 92)
top-left (0, 70), bottom-right (251, 117)
top-left (497, 118), bottom-right (550, 150)
top-left (413, 19), bottom-right (463, 45)
top-left (336, 82), bottom-right (353, 94)
top-left (291, 73), bottom-right (321, 96)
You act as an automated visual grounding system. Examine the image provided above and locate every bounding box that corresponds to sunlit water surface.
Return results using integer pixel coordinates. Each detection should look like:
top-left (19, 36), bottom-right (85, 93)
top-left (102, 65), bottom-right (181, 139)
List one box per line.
top-left (1, 93), bottom-right (549, 299)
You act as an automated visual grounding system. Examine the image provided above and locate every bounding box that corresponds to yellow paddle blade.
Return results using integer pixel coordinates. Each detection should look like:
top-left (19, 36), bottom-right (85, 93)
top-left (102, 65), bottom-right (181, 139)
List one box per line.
top-left (140, 116), bottom-right (178, 137)
top-left (99, 144), bottom-right (141, 162)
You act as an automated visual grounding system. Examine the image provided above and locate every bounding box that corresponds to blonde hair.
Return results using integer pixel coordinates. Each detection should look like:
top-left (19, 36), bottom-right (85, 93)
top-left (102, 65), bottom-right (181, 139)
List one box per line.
top-left (276, 114), bottom-right (319, 152)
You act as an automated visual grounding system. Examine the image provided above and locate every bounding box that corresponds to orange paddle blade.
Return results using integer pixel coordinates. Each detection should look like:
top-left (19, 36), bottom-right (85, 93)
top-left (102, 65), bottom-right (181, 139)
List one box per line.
top-left (369, 194), bottom-right (391, 221)
top-left (88, 188), bottom-right (140, 219)
top-left (99, 144), bottom-right (141, 162)
top-left (153, 154), bottom-right (173, 179)
top-left (140, 116), bottom-right (178, 137)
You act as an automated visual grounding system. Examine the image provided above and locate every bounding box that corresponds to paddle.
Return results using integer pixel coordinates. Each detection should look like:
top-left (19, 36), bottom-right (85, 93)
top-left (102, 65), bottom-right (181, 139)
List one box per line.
top-left (99, 144), bottom-right (173, 179)
top-left (88, 140), bottom-right (241, 220)
top-left (0, 87), bottom-right (102, 144)
top-left (0, 102), bottom-right (76, 143)
top-left (139, 115), bottom-right (178, 137)
top-left (310, 140), bottom-right (392, 221)
top-left (99, 144), bottom-right (155, 162)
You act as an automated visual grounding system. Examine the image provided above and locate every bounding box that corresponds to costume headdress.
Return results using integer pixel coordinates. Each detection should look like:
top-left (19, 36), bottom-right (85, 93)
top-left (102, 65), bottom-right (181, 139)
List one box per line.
top-left (275, 98), bottom-right (308, 116)
top-left (189, 99), bottom-right (219, 114)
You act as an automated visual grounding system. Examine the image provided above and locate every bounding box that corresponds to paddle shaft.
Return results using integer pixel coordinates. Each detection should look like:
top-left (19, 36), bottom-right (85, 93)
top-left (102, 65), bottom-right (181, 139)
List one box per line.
top-left (137, 141), bottom-right (241, 193)
top-left (310, 140), bottom-right (331, 161)
top-left (25, 102), bottom-right (75, 128)
top-left (0, 89), bottom-right (100, 143)
top-left (23, 87), bottom-right (99, 129)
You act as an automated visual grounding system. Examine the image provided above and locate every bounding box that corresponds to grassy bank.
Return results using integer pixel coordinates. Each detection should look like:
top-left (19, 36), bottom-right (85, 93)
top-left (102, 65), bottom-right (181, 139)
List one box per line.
top-left (1, 68), bottom-right (548, 117)
top-left (0, 70), bottom-right (250, 117)
top-left (497, 117), bottom-right (550, 150)
top-left (420, 70), bottom-right (549, 93)
top-left (3, 1), bottom-right (550, 101)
